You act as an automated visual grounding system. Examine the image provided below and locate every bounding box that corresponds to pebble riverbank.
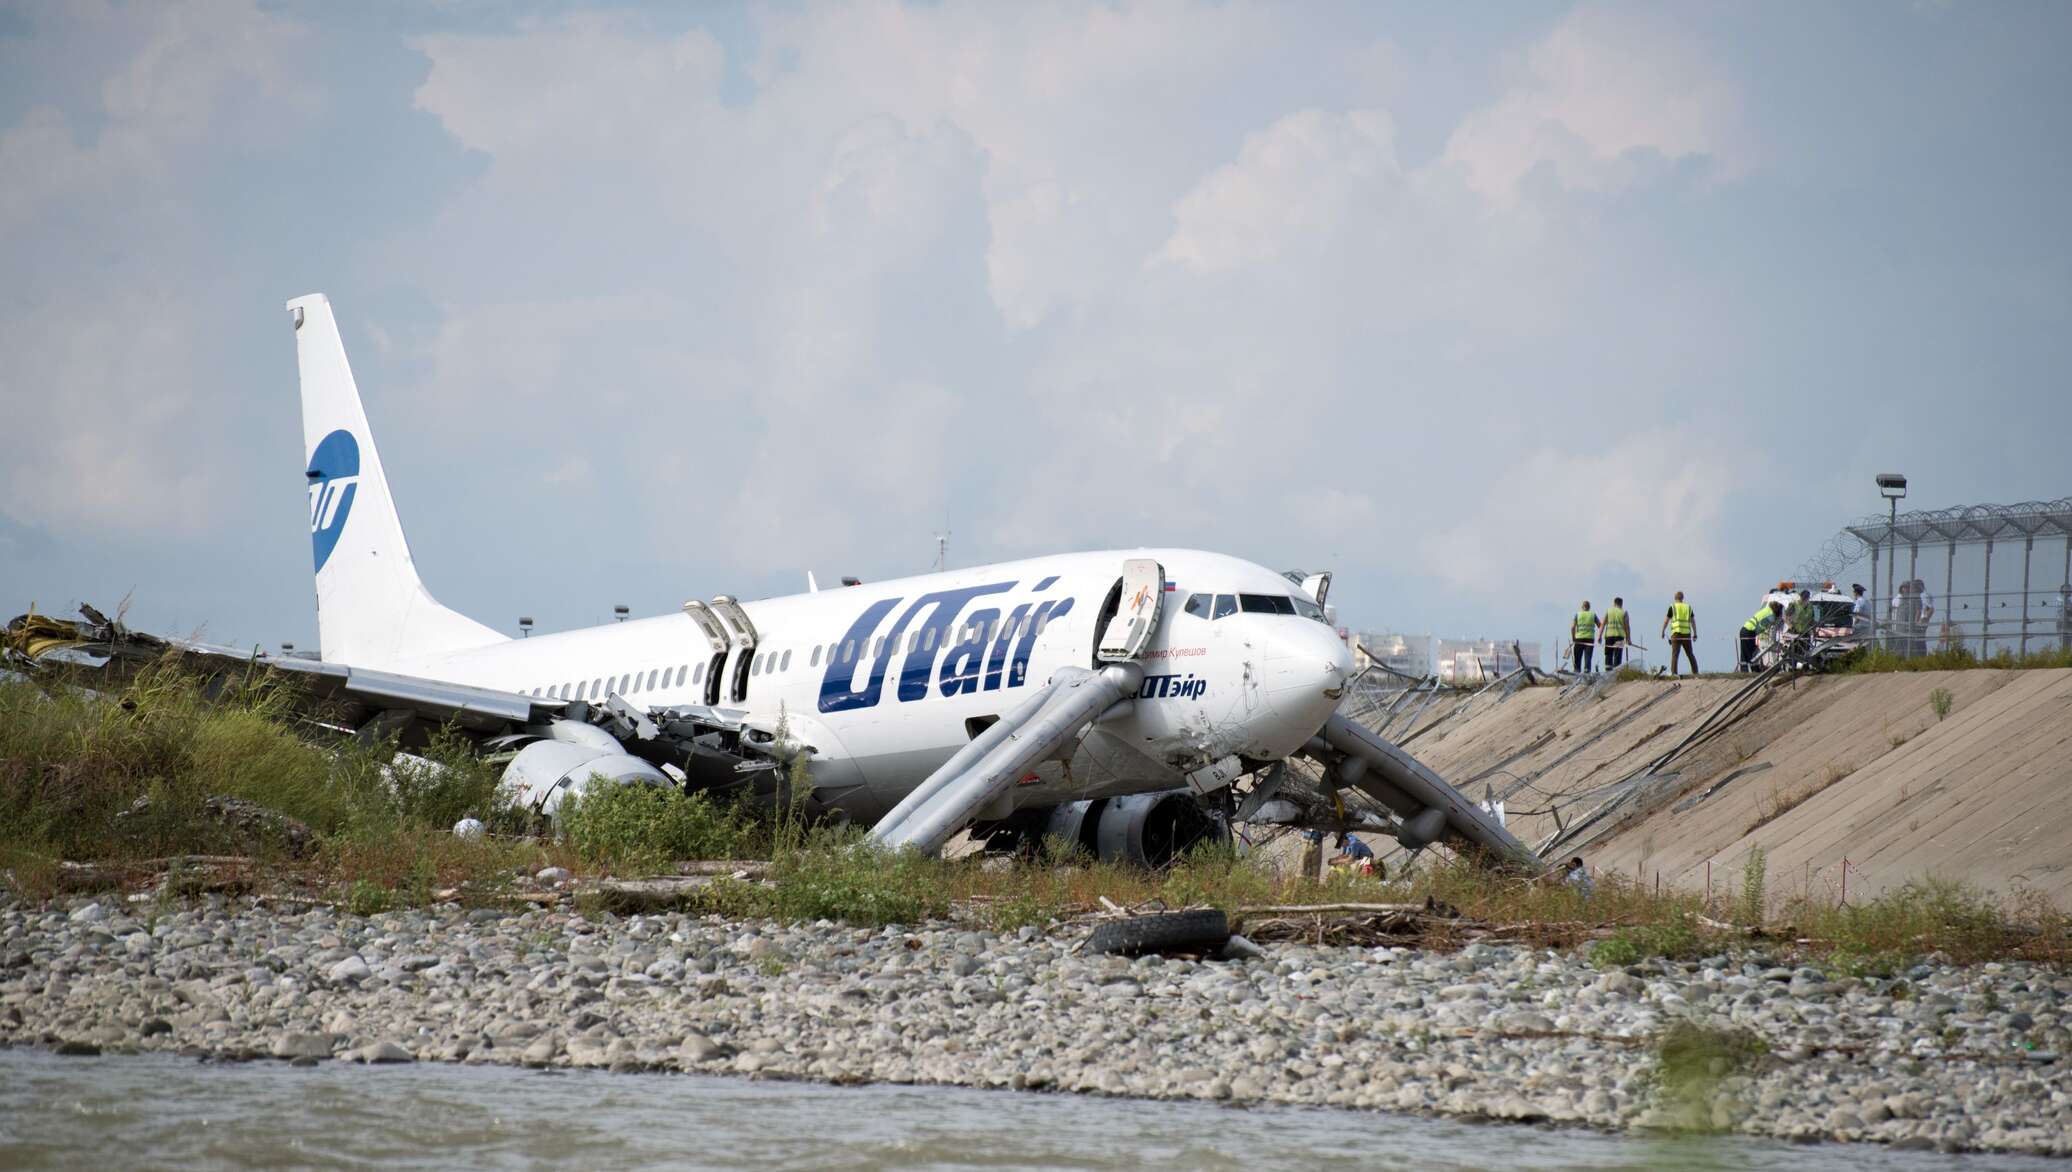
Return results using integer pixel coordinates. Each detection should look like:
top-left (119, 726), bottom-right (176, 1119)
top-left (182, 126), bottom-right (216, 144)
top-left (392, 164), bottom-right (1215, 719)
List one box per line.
top-left (3, 896), bottom-right (2067, 1157)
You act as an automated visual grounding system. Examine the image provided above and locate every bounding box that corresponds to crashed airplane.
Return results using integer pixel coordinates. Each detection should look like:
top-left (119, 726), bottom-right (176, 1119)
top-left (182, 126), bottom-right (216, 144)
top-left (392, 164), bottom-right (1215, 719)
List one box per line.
top-left (3, 294), bottom-right (1539, 872)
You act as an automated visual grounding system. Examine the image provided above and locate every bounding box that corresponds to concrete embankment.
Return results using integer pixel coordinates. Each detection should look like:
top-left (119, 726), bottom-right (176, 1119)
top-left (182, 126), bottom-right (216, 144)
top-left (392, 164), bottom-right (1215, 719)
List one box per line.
top-left (5, 897), bottom-right (2069, 1154)
top-left (1391, 669), bottom-right (2072, 906)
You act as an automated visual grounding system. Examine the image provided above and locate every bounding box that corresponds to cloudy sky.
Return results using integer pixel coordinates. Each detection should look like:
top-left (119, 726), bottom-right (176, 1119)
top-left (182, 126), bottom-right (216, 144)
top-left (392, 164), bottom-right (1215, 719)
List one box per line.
top-left (3, 0), bottom-right (2067, 668)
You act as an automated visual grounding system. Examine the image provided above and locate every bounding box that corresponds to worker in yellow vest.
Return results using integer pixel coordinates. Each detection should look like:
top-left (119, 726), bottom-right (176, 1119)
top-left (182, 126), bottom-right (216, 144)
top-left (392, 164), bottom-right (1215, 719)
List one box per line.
top-left (1660, 591), bottom-right (1698, 677)
top-left (1602, 597), bottom-right (1630, 671)
top-left (1571, 601), bottom-right (1600, 673)
top-left (1739, 600), bottom-right (1784, 672)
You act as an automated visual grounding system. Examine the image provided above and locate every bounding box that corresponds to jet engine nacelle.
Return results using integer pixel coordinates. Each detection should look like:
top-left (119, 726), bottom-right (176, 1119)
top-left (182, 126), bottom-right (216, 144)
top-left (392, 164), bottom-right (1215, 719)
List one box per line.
top-left (502, 737), bottom-right (670, 819)
top-left (974, 788), bottom-right (1229, 868)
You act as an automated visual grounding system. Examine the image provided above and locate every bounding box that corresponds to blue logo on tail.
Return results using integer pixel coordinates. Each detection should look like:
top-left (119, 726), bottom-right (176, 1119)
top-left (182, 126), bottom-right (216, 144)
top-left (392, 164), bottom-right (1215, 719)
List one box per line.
top-left (307, 429), bottom-right (360, 572)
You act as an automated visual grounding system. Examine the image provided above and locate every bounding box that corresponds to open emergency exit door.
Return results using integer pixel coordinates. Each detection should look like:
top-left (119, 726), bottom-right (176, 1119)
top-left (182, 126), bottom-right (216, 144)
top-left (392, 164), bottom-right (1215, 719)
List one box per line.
top-left (1098, 558), bottom-right (1165, 663)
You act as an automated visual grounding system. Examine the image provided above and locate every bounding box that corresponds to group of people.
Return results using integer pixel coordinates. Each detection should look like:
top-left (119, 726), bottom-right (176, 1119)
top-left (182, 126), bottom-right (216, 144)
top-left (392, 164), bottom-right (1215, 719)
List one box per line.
top-left (1566, 593), bottom-right (1701, 676)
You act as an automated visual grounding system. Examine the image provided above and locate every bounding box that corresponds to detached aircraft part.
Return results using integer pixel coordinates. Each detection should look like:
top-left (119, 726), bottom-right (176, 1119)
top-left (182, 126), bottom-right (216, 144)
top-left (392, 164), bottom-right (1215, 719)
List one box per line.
top-left (974, 788), bottom-right (1230, 869)
top-left (867, 663), bottom-right (1145, 856)
top-left (1304, 712), bottom-right (1544, 870)
top-left (502, 739), bottom-right (670, 819)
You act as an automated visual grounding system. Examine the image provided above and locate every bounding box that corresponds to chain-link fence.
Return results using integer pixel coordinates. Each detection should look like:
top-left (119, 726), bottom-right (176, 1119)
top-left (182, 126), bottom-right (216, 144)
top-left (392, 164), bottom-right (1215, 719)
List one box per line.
top-left (1797, 497), bottom-right (2072, 658)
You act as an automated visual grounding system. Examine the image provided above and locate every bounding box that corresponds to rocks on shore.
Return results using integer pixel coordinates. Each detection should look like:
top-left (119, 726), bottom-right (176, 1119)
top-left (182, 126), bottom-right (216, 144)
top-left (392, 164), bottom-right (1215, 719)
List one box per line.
top-left (0, 895), bottom-right (2066, 1157)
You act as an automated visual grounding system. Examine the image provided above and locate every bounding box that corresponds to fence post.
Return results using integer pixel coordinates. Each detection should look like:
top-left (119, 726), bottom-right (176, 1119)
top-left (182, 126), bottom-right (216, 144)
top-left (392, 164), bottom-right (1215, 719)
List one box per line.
top-left (2021, 536), bottom-right (2034, 655)
top-left (1982, 538), bottom-right (1994, 655)
top-left (1840, 857), bottom-right (1849, 907)
top-left (1870, 544), bottom-right (1881, 645)
top-left (1946, 543), bottom-right (1958, 653)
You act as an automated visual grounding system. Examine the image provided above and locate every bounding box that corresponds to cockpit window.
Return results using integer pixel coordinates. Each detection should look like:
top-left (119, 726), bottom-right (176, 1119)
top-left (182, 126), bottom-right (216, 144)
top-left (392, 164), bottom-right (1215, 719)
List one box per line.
top-left (1183, 593), bottom-right (1212, 619)
top-left (1238, 593), bottom-right (1296, 616)
top-left (1291, 595), bottom-right (1327, 622)
top-left (1212, 594), bottom-right (1238, 620)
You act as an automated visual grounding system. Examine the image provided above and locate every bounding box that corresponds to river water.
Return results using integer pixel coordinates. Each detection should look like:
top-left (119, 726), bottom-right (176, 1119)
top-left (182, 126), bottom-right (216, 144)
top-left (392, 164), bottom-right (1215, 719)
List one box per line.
top-left (0, 1050), bottom-right (2054, 1171)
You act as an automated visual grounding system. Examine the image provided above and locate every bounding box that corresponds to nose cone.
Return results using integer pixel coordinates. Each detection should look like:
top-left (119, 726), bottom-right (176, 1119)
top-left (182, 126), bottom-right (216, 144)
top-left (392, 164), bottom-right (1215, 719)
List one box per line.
top-left (1254, 622), bottom-right (1354, 758)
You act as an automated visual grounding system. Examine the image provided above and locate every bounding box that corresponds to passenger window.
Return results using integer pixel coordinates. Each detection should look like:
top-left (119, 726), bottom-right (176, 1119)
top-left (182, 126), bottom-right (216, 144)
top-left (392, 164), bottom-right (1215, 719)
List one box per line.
top-left (810, 645), bottom-right (821, 667)
top-left (646, 669), bottom-right (658, 690)
top-left (693, 663), bottom-right (706, 684)
top-left (1184, 593), bottom-right (1211, 619)
top-left (921, 628), bottom-right (936, 652)
top-left (1212, 594), bottom-right (1238, 620)
top-left (781, 650), bottom-right (792, 671)
top-left (843, 640), bottom-right (855, 664)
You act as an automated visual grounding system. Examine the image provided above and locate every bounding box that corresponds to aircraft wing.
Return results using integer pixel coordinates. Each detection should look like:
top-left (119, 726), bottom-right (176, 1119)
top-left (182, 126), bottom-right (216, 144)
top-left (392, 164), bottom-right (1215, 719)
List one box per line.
top-left (2, 605), bottom-right (559, 737)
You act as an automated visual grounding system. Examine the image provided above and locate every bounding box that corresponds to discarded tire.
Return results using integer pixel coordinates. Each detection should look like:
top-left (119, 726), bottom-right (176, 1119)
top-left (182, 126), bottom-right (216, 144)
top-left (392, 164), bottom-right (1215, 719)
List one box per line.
top-left (1084, 909), bottom-right (1230, 956)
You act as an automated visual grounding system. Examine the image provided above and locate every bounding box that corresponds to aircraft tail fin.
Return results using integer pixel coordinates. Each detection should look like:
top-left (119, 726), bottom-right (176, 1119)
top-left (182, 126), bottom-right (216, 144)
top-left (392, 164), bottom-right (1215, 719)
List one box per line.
top-left (288, 294), bottom-right (504, 668)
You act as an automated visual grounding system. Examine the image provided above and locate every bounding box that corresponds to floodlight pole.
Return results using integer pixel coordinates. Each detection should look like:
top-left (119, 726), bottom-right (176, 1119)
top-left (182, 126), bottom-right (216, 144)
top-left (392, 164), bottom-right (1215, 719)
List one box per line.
top-left (1875, 474), bottom-right (1907, 652)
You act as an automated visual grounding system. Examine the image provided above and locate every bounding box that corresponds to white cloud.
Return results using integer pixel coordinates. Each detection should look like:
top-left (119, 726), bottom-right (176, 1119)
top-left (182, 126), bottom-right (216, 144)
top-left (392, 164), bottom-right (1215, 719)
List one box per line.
top-left (1419, 426), bottom-right (1743, 600)
top-left (0, 0), bottom-right (312, 233)
top-left (0, 0), bottom-right (313, 534)
top-left (0, 290), bottom-right (219, 533)
top-left (1442, 4), bottom-right (1746, 203)
top-left (385, 3), bottom-right (1766, 594)
top-left (1157, 109), bottom-right (1401, 273)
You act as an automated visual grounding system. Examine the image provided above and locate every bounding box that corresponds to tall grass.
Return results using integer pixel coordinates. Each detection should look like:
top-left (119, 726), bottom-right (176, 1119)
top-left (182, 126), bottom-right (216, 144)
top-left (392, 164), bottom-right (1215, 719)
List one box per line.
top-left (0, 665), bottom-right (551, 900)
top-left (1838, 645), bottom-right (2072, 674)
top-left (1783, 879), bottom-right (2068, 971)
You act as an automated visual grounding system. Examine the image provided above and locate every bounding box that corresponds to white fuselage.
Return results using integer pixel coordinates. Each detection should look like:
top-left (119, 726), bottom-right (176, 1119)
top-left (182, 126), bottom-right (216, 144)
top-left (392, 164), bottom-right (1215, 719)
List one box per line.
top-left (375, 549), bottom-right (1352, 821)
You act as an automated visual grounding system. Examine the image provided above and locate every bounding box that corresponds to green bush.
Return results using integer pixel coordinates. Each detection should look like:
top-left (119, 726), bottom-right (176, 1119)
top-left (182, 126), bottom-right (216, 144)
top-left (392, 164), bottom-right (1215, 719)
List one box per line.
top-left (558, 782), bottom-right (752, 872)
top-left (1588, 933), bottom-right (1643, 968)
top-left (1739, 846), bottom-right (1766, 927)
top-left (761, 834), bottom-right (950, 927)
top-left (1928, 687), bottom-right (1954, 721)
top-left (984, 887), bottom-right (1064, 933)
top-left (1588, 918), bottom-right (1702, 967)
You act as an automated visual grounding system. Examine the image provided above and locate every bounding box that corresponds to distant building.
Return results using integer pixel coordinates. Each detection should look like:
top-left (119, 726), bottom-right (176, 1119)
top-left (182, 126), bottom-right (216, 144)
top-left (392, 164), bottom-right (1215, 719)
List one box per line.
top-left (1353, 632), bottom-right (1433, 677)
top-left (1435, 638), bottom-right (1544, 684)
